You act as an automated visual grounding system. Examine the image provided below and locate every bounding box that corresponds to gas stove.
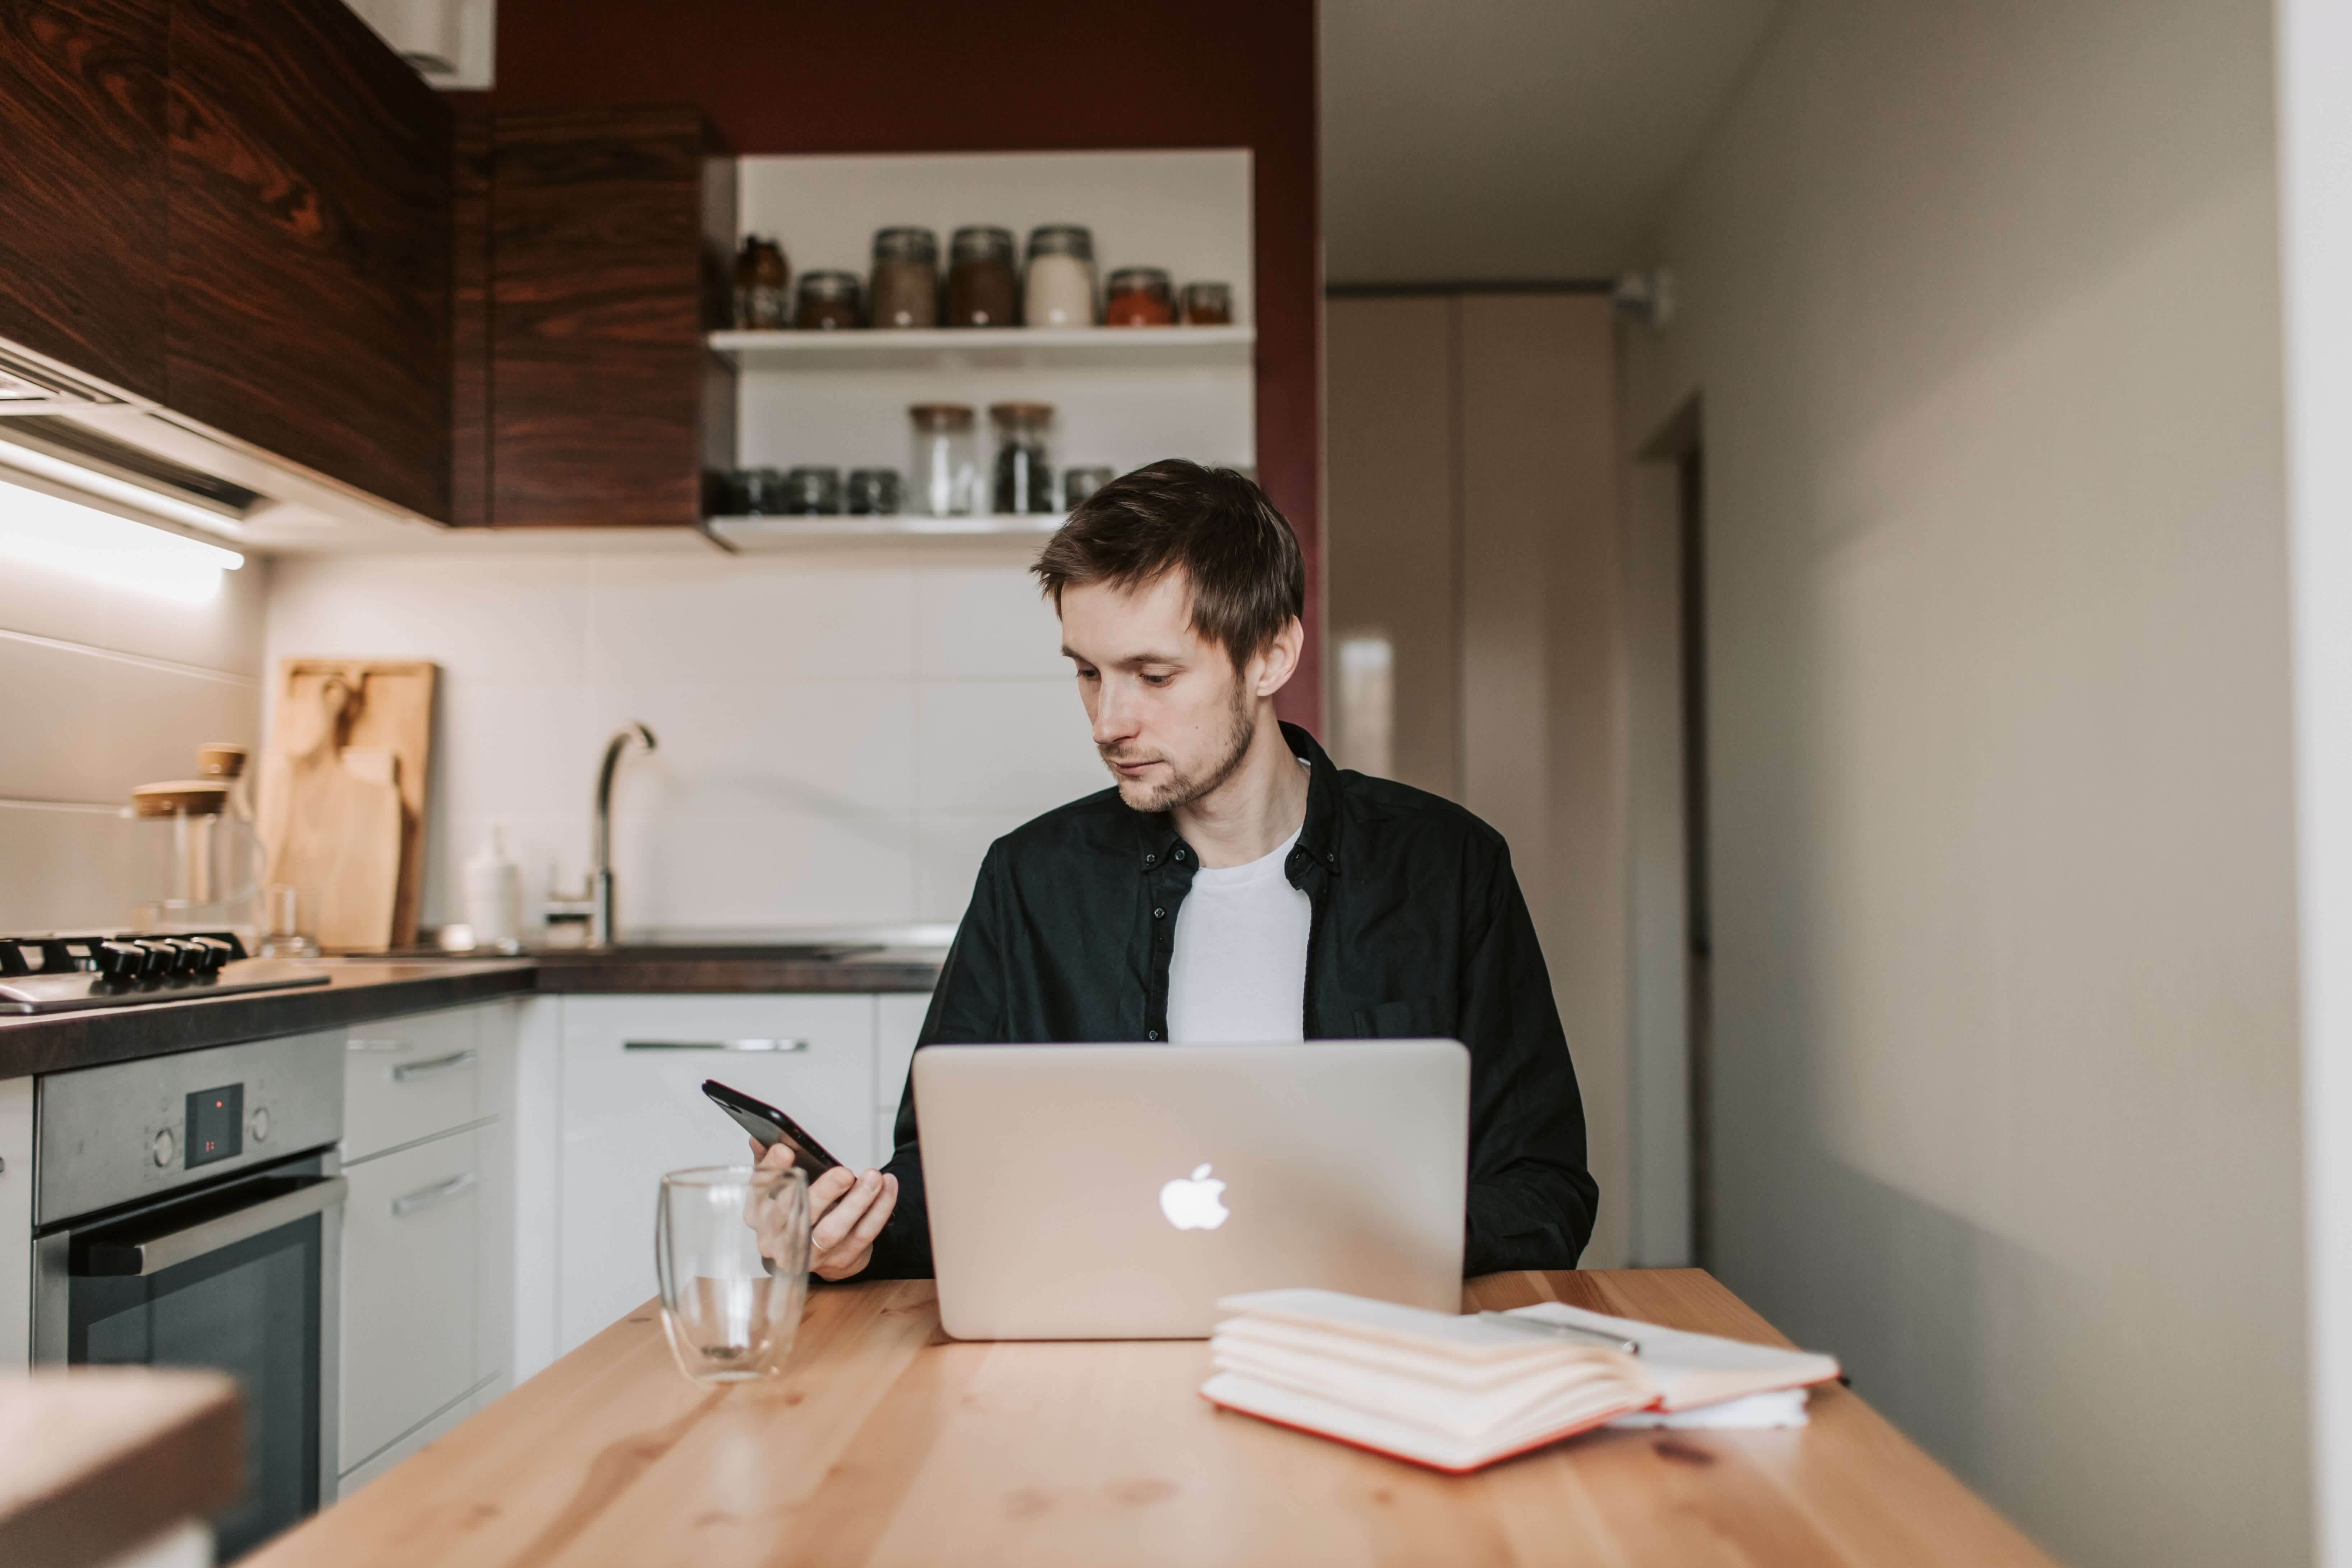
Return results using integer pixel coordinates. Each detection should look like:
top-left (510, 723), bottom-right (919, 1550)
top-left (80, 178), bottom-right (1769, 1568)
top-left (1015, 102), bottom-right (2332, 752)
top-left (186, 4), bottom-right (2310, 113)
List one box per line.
top-left (0, 930), bottom-right (330, 1015)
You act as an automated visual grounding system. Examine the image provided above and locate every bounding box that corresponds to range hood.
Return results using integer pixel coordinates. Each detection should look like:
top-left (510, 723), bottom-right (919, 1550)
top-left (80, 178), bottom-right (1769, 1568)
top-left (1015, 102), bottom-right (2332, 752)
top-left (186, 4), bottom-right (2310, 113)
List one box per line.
top-left (0, 336), bottom-right (444, 551)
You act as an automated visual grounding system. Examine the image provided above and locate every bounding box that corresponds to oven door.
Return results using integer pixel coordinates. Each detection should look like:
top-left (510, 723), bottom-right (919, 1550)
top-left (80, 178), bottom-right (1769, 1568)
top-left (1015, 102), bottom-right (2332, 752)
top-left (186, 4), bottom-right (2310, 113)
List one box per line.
top-left (33, 1150), bottom-right (344, 1562)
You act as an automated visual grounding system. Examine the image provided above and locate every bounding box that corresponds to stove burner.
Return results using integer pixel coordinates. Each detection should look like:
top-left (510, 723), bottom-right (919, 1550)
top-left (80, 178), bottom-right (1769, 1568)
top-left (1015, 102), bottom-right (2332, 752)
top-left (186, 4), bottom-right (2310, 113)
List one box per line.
top-left (0, 931), bottom-right (330, 1015)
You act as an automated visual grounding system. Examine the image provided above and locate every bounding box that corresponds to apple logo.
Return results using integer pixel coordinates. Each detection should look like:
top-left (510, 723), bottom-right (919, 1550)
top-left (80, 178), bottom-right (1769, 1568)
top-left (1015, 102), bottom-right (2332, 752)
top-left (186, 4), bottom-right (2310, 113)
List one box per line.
top-left (1159, 1163), bottom-right (1230, 1231)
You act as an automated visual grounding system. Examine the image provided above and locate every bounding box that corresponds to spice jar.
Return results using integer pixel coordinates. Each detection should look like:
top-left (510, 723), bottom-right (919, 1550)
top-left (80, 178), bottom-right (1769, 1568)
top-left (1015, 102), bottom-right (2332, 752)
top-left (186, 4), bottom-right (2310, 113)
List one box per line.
top-left (869, 227), bottom-right (939, 329)
top-left (734, 236), bottom-right (790, 330)
top-left (910, 404), bottom-right (979, 515)
top-left (784, 466), bottom-right (843, 514)
top-left (946, 227), bottom-right (1019, 327)
top-left (794, 271), bottom-right (863, 331)
top-left (1180, 281), bottom-right (1233, 326)
top-left (990, 403), bottom-right (1057, 515)
top-left (1103, 267), bottom-right (1176, 327)
top-left (738, 468), bottom-right (788, 515)
top-left (847, 468), bottom-right (904, 516)
top-left (1062, 466), bottom-right (1115, 508)
top-left (1024, 225), bottom-right (1096, 328)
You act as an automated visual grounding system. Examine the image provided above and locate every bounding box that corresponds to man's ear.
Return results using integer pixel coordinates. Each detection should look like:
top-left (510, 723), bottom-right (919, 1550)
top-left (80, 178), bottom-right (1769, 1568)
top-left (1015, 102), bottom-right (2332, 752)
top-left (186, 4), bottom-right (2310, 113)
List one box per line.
top-left (1254, 616), bottom-right (1305, 698)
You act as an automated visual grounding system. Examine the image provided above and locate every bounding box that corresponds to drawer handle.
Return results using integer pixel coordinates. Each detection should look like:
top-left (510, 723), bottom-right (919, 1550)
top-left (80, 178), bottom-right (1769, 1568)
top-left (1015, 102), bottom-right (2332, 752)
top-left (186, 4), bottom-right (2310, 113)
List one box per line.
top-left (391, 1171), bottom-right (478, 1218)
top-left (391, 1049), bottom-right (478, 1082)
top-left (623, 1038), bottom-right (808, 1053)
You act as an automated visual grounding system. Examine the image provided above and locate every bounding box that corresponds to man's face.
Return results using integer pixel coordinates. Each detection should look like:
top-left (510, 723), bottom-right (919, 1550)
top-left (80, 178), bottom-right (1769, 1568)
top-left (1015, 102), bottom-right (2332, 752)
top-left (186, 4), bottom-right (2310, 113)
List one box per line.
top-left (1060, 572), bottom-right (1255, 813)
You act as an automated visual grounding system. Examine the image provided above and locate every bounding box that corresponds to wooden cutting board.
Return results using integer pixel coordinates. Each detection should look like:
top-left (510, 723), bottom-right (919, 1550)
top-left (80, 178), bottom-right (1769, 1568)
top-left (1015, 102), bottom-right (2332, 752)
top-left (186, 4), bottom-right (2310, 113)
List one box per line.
top-left (258, 677), bottom-right (407, 953)
top-left (266, 659), bottom-right (437, 948)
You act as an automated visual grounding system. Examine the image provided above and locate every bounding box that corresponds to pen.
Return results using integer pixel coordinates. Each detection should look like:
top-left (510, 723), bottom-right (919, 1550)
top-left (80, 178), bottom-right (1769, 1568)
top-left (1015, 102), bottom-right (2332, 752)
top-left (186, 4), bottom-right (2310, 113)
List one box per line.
top-left (1478, 1311), bottom-right (1641, 1355)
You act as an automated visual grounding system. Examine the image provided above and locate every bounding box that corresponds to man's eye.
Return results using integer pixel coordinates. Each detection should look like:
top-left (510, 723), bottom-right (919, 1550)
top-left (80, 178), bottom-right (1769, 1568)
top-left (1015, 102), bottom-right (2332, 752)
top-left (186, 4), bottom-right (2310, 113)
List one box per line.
top-left (1142, 673), bottom-right (1172, 687)
top-left (1076, 668), bottom-right (1099, 681)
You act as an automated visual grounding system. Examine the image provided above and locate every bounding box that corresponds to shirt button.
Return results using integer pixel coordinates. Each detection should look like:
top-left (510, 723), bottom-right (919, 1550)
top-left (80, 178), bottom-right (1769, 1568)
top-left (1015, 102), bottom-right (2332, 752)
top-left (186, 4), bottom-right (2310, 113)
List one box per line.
top-left (1147, 1029), bottom-right (1159, 1041)
top-left (1326, 851), bottom-right (1336, 864)
top-left (1153, 907), bottom-right (1166, 919)
top-left (1145, 853), bottom-right (1157, 865)
top-left (1173, 849), bottom-right (1186, 861)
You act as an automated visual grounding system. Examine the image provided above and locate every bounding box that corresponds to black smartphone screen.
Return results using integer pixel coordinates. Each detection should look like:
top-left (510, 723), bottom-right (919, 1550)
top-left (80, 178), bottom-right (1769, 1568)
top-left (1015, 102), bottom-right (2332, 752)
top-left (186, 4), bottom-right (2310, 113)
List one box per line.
top-left (703, 1078), bottom-right (844, 1177)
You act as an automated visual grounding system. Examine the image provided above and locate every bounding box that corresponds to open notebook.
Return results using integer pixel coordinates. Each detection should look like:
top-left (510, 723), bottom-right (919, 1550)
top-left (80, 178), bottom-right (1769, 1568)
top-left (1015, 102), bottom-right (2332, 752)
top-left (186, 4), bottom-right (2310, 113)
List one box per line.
top-left (1200, 1288), bottom-right (1841, 1473)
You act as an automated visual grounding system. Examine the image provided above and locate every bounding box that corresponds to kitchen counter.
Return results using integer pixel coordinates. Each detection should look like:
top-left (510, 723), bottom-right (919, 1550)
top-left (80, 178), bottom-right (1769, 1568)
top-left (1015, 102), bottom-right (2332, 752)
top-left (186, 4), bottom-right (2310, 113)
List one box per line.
top-left (243, 1269), bottom-right (2056, 1568)
top-left (0, 946), bottom-right (942, 1080)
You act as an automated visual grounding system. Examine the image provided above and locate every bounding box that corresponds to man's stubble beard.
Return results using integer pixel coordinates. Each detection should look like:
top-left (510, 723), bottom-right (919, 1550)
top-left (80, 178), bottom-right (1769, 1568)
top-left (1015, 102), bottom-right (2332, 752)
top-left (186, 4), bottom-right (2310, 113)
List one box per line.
top-left (1104, 679), bottom-right (1258, 814)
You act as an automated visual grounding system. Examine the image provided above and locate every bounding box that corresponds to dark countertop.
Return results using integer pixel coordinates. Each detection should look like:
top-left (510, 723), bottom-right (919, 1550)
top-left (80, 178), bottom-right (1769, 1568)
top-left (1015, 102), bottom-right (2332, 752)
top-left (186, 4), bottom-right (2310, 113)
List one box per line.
top-left (0, 948), bottom-right (942, 1080)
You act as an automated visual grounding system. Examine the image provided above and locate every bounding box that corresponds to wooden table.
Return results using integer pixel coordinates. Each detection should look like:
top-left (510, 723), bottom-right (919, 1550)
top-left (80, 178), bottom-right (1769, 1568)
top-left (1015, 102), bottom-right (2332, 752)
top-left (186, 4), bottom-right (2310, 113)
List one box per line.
top-left (0, 1369), bottom-right (241, 1567)
top-left (249, 1270), bottom-right (2056, 1567)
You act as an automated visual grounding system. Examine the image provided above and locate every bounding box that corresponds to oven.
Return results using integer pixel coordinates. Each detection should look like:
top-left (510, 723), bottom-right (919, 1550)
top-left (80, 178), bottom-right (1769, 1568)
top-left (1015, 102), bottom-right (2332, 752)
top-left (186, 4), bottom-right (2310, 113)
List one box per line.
top-left (32, 1029), bottom-right (345, 1562)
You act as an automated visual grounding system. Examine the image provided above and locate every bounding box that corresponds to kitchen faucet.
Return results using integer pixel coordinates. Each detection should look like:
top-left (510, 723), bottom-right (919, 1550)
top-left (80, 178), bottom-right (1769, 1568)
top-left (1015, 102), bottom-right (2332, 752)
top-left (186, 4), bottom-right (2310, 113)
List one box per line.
top-left (547, 722), bottom-right (656, 948)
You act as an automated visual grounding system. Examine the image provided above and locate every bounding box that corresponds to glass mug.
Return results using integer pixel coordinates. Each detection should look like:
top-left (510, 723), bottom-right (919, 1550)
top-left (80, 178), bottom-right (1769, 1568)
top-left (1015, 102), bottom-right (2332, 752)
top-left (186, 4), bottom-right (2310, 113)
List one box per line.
top-left (654, 1164), bottom-right (810, 1384)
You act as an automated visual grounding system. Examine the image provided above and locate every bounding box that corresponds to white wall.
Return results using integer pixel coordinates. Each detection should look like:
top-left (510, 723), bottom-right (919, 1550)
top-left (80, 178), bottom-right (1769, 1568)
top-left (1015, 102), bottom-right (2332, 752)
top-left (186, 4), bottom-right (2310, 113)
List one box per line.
top-left (1623, 1), bottom-right (2306, 1563)
top-left (263, 545), bottom-right (1104, 935)
top-left (0, 543), bottom-right (266, 932)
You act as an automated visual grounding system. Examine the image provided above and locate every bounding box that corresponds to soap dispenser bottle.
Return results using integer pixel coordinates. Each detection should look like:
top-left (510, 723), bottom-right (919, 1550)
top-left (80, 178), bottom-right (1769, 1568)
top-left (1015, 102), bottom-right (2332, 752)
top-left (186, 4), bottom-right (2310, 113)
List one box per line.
top-left (464, 822), bottom-right (524, 952)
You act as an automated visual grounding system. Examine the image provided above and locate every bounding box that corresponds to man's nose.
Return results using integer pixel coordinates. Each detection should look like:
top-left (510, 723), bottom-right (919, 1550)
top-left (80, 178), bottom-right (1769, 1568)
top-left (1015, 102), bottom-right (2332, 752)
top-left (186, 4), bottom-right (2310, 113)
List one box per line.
top-left (1093, 682), bottom-right (1140, 746)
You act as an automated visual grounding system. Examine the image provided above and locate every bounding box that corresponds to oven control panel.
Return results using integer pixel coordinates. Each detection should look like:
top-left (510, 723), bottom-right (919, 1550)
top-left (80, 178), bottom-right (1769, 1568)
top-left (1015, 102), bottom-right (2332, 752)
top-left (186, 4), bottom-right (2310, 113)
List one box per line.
top-left (35, 1029), bottom-right (344, 1226)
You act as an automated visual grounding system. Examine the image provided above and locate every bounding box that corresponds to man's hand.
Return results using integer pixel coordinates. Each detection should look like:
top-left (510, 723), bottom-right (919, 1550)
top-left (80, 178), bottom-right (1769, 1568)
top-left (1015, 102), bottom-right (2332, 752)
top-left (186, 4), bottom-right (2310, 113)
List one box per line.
top-left (749, 1139), bottom-right (897, 1282)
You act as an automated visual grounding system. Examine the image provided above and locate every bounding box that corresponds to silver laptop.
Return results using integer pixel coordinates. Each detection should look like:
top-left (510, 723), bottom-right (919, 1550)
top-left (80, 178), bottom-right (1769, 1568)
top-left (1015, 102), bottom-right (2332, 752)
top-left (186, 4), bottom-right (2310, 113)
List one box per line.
top-left (913, 1039), bottom-right (1468, 1340)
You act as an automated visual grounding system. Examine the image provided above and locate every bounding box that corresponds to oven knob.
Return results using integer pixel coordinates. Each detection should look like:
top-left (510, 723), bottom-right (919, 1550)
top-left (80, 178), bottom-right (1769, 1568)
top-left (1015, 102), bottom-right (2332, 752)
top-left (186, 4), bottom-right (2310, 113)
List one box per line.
top-left (249, 1106), bottom-right (270, 1143)
top-left (94, 941), bottom-right (147, 980)
top-left (152, 1127), bottom-right (176, 1168)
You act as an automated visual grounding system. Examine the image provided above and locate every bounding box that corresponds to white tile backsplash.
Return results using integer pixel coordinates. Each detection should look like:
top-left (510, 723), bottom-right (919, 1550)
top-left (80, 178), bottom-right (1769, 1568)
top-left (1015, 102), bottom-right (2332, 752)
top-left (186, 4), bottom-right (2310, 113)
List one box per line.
top-left (0, 547), bottom-right (267, 931)
top-left (266, 547), bottom-right (1107, 933)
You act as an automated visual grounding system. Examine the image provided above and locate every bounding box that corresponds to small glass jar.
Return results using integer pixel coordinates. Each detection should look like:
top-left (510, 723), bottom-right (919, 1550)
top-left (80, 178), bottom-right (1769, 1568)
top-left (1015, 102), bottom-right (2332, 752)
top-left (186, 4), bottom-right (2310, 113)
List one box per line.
top-left (990, 402), bottom-right (1057, 515)
top-left (1180, 281), bottom-right (1233, 326)
top-left (946, 226), bottom-right (1019, 327)
top-left (869, 227), bottom-right (939, 329)
top-left (909, 404), bottom-right (978, 515)
top-left (794, 271), bottom-right (863, 331)
top-left (847, 468), bottom-right (904, 515)
top-left (1023, 225), bottom-right (1096, 328)
top-left (1103, 267), bottom-right (1176, 327)
top-left (739, 467), bottom-right (788, 515)
top-left (1062, 466), bottom-right (1115, 508)
top-left (734, 236), bottom-right (790, 330)
top-left (783, 466), bottom-right (843, 515)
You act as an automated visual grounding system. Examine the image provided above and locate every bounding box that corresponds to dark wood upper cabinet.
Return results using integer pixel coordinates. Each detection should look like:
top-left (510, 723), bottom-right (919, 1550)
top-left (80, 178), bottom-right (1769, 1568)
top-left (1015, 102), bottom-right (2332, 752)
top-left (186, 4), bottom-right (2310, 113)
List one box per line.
top-left (0, 0), bottom-right (170, 402)
top-left (165, 0), bottom-right (453, 521)
top-left (486, 106), bottom-right (736, 528)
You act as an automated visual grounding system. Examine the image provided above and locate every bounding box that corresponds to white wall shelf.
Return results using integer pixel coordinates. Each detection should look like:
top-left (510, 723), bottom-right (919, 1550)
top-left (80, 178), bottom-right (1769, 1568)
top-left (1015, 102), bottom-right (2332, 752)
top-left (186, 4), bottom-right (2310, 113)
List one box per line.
top-left (705, 513), bottom-right (1065, 550)
top-left (710, 326), bottom-right (1253, 372)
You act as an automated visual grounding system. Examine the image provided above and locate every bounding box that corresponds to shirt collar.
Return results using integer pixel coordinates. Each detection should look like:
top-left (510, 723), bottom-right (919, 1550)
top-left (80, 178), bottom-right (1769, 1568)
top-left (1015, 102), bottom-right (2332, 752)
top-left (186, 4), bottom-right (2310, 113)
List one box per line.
top-left (1133, 721), bottom-right (1342, 874)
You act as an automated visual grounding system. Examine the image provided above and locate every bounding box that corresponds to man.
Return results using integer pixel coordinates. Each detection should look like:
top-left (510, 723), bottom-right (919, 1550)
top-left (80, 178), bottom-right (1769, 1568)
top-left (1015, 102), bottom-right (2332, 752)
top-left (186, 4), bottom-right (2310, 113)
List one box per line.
top-left (761, 459), bottom-right (1598, 1282)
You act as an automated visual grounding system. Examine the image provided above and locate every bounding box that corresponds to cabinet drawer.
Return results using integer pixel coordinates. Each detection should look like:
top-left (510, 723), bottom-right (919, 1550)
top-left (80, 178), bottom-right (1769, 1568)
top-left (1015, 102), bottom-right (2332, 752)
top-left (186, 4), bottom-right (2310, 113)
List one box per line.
top-left (345, 1008), bottom-right (482, 1160)
top-left (556, 994), bottom-right (876, 1352)
top-left (341, 1130), bottom-right (481, 1466)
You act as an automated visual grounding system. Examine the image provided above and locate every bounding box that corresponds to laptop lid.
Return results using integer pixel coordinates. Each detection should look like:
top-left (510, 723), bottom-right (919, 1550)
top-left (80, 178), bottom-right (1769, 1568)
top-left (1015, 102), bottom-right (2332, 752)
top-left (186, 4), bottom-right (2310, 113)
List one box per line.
top-left (913, 1040), bottom-right (1468, 1340)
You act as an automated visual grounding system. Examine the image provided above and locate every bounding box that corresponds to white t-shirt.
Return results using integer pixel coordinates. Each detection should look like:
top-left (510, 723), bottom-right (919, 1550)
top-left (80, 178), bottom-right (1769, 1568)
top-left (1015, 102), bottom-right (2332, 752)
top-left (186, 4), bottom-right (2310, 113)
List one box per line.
top-left (1167, 820), bottom-right (1313, 1043)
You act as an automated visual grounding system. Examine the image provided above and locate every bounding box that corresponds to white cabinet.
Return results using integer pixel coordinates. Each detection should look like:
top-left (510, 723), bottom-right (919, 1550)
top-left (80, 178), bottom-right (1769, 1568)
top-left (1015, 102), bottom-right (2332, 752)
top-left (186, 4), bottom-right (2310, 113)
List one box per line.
top-left (555, 994), bottom-right (877, 1354)
top-left (338, 998), bottom-right (517, 1488)
top-left (341, 1128), bottom-right (482, 1464)
top-left (344, 1007), bottom-right (486, 1162)
top-left (877, 992), bottom-right (929, 1163)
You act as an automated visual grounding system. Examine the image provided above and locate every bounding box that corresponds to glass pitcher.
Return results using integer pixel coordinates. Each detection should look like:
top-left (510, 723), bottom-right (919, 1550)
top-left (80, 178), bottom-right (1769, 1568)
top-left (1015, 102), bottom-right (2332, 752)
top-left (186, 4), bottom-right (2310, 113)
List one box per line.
top-left (130, 746), bottom-right (265, 935)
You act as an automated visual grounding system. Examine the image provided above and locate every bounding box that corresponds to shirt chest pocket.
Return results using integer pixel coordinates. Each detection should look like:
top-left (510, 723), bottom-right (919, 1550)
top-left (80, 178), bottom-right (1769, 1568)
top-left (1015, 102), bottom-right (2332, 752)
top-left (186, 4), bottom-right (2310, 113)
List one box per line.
top-left (1353, 994), bottom-right (1449, 1039)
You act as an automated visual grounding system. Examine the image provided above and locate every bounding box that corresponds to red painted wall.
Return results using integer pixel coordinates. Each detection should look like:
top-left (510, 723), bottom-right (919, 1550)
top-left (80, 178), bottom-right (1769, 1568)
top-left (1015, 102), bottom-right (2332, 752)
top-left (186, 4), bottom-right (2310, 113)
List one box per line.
top-left (478, 0), bottom-right (1324, 726)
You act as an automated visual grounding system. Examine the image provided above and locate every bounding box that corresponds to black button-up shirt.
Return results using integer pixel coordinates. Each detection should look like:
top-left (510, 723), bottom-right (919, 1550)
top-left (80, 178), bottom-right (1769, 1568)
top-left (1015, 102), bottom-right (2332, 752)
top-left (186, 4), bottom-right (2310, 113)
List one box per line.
top-left (860, 722), bottom-right (1599, 1278)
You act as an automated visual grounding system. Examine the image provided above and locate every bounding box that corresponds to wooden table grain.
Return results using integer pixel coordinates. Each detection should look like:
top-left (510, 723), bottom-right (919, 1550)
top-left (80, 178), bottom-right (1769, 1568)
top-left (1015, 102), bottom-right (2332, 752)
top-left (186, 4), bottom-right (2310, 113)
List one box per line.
top-left (249, 1270), bottom-right (2056, 1567)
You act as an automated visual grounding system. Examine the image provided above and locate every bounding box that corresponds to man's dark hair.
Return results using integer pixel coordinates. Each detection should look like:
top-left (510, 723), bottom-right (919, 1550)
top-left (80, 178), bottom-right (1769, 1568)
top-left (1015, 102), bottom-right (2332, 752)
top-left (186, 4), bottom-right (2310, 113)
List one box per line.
top-left (1032, 459), bottom-right (1306, 669)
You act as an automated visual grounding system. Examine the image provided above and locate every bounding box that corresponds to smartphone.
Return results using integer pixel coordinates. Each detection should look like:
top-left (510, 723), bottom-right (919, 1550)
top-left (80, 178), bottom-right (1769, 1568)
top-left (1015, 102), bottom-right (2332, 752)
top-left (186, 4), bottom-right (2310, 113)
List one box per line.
top-left (702, 1079), bottom-right (844, 1179)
